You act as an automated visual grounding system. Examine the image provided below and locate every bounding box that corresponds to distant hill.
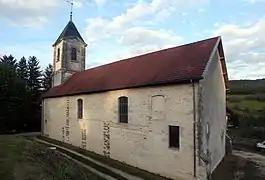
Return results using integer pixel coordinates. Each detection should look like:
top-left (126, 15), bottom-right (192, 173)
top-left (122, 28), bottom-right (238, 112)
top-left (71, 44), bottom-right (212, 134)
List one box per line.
top-left (228, 79), bottom-right (265, 95)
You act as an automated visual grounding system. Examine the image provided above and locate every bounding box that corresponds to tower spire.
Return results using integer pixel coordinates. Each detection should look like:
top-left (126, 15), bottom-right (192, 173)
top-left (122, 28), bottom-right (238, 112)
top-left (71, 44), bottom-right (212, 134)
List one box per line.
top-left (69, 0), bottom-right (73, 21)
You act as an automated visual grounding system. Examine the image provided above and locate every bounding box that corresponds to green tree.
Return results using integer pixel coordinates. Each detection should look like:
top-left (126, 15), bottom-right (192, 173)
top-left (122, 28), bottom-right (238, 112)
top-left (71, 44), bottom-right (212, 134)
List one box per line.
top-left (17, 56), bottom-right (28, 82)
top-left (27, 56), bottom-right (42, 93)
top-left (26, 56), bottom-right (42, 132)
top-left (0, 55), bottom-right (17, 70)
top-left (0, 62), bottom-right (27, 133)
top-left (42, 64), bottom-right (53, 92)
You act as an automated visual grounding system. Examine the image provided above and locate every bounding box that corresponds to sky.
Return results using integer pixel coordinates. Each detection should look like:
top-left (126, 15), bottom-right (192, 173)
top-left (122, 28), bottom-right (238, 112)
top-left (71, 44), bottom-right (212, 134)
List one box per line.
top-left (0, 0), bottom-right (265, 80)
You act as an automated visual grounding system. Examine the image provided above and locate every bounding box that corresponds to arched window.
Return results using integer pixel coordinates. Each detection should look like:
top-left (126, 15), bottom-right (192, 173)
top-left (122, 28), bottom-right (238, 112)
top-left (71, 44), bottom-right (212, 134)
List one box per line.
top-left (77, 99), bottom-right (83, 119)
top-left (57, 48), bottom-right (60, 62)
top-left (71, 48), bottom-right (77, 61)
top-left (118, 96), bottom-right (128, 123)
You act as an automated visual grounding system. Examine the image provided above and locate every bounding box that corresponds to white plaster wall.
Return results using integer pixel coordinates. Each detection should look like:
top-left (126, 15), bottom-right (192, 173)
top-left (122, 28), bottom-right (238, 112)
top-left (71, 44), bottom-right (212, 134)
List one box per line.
top-left (43, 97), bottom-right (66, 140)
top-left (43, 84), bottom-right (197, 180)
top-left (198, 49), bottom-right (226, 176)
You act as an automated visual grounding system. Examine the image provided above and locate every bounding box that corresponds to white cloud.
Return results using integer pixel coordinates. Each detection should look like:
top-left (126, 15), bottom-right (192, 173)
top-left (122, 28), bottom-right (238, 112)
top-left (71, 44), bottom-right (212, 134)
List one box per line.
top-left (83, 0), bottom-right (208, 66)
top-left (0, 0), bottom-right (60, 28)
top-left (94, 0), bottom-right (106, 6)
top-left (73, 0), bottom-right (83, 8)
top-left (119, 27), bottom-right (182, 46)
top-left (243, 0), bottom-right (265, 3)
top-left (213, 18), bottom-right (265, 79)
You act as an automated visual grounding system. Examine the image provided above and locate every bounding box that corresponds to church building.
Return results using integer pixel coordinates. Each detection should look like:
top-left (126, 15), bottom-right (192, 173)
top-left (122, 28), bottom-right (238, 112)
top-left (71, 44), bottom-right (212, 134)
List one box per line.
top-left (42, 17), bottom-right (229, 180)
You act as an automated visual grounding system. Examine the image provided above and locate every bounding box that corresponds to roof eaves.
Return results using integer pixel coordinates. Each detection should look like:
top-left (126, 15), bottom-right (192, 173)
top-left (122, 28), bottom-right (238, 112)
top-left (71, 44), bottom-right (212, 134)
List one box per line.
top-left (201, 36), bottom-right (221, 78)
top-left (42, 76), bottom-right (202, 99)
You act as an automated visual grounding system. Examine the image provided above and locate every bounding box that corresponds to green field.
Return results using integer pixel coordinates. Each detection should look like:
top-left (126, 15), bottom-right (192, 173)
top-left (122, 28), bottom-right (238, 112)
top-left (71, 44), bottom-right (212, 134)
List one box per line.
top-left (0, 136), bottom-right (102, 180)
top-left (227, 94), bottom-right (265, 115)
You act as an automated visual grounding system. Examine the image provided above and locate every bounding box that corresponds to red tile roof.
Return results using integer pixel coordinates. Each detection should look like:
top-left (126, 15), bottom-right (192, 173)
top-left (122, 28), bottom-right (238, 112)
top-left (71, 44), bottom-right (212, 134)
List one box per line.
top-left (43, 36), bottom-right (226, 98)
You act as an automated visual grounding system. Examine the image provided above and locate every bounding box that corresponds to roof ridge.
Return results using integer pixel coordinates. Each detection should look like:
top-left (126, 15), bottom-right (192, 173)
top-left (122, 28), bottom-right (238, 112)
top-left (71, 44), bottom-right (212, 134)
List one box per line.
top-left (82, 36), bottom-right (220, 73)
top-left (44, 36), bottom-right (221, 98)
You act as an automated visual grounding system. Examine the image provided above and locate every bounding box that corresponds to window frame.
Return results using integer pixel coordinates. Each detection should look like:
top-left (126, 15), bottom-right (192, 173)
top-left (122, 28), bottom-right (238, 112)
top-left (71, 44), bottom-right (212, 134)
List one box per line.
top-left (118, 96), bottom-right (128, 123)
top-left (71, 48), bottom-right (77, 61)
top-left (169, 125), bottom-right (180, 149)
top-left (77, 99), bottom-right (83, 119)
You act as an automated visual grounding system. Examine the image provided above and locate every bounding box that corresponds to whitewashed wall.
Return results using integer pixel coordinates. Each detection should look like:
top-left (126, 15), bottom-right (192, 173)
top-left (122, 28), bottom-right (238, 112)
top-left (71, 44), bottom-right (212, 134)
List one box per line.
top-left (43, 84), bottom-right (197, 180)
top-left (197, 49), bottom-right (227, 178)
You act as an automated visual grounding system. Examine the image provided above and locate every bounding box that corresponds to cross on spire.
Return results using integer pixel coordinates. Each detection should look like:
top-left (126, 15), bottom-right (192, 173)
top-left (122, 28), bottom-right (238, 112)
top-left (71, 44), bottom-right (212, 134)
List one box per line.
top-left (68, 0), bottom-right (74, 21)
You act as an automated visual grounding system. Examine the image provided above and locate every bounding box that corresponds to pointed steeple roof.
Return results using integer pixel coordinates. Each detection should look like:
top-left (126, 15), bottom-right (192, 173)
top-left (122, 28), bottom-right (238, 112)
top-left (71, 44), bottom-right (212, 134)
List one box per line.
top-left (53, 20), bottom-right (86, 46)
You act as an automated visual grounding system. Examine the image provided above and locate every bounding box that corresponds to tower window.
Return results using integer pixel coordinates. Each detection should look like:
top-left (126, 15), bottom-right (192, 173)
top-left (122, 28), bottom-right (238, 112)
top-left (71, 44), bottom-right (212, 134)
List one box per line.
top-left (71, 48), bottom-right (77, 61)
top-left (118, 96), bottom-right (128, 123)
top-left (77, 99), bottom-right (83, 119)
top-left (57, 48), bottom-right (60, 62)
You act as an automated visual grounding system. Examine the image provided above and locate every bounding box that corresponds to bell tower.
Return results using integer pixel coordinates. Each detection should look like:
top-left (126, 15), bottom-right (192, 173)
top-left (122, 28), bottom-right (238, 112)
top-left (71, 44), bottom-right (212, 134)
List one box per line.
top-left (52, 1), bottom-right (87, 87)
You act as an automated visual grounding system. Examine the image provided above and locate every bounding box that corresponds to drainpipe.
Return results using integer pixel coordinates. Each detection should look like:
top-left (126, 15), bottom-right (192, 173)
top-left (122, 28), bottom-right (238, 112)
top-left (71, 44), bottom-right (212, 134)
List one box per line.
top-left (191, 79), bottom-right (197, 178)
top-left (41, 99), bottom-right (44, 136)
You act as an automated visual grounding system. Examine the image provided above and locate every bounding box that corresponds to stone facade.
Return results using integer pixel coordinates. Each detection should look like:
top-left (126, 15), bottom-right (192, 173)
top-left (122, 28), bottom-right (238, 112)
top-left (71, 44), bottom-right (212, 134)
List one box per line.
top-left (52, 38), bottom-right (86, 87)
top-left (43, 47), bottom-right (227, 180)
top-left (43, 84), bottom-right (197, 180)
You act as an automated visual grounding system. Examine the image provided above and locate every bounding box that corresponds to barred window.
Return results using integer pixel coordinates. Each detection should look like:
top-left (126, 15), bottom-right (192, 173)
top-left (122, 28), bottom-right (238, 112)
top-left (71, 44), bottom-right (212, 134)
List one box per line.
top-left (77, 99), bottom-right (83, 119)
top-left (71, 48), bottom-right (77, 61)
top-left (118, 96), bottom-right (128, 123)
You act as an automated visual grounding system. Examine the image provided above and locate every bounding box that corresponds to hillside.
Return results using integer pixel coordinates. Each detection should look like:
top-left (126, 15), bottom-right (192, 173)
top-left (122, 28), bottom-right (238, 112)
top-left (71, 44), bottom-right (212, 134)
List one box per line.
top-left (227, 79), bottom-right (265, 140)
top-left (227, 79), bottom-right (265, 115)
top-left (228, 79), bottom-right (265, 95)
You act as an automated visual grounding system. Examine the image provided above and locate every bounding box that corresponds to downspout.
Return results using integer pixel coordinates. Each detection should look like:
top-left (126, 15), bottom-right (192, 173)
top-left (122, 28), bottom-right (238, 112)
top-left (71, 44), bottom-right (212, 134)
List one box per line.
top-left (191, 79), bottom-right (197, 178)
top-left (41, 99), bottom-right (44, 136)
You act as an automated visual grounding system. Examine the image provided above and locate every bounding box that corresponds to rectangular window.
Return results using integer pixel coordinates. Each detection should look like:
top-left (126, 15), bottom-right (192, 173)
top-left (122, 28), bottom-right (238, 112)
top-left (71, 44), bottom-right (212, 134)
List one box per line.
top-left (169, 125), bottom-right (180, 149)
top-left (118, 96), bottom-right (128, 123)
top-left (77, 99), bottom-right (83, 119)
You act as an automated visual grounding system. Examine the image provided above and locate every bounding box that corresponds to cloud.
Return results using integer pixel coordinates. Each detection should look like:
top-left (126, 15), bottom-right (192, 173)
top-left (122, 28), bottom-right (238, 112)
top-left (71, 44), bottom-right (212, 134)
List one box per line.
top-left (0, 0), bottom-right (60, 28)
top-left (85, 0), bottom-right (209, 36)
top-left (243, 0), bottom-right (265, 3)
top-left (94, 0), bottom-right (106, 6)
top-left (83, 0), bottom-right (209, 67)
top-left (118, 27), bottom-right (182, 46)
top-left (213, 18), bottom-right (265, 79)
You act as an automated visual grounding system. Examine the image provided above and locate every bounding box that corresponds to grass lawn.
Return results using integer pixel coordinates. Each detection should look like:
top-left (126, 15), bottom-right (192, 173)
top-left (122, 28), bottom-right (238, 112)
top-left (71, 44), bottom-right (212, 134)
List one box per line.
top-left (0, 135), bottom-right (103, 180)
top-left (227, 95), bottom-right (265, 111)
top-left (38, 136), bottom-right (172, 180)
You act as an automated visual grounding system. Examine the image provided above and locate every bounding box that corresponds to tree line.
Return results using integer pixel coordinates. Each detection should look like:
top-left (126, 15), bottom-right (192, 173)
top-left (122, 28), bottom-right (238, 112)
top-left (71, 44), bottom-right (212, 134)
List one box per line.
top-left (0, 55), bottom-right (53, 134)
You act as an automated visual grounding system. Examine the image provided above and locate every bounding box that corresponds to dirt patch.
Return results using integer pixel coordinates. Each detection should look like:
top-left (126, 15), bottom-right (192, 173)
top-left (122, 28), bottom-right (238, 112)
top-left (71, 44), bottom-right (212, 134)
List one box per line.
top-left (212, 150), bottom-right (265, 180)
top-left (233, 150), bottom-right (265, 176)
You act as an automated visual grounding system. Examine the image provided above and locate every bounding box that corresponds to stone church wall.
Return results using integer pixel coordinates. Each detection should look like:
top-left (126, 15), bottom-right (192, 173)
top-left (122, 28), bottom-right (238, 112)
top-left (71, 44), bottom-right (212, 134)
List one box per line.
top-left (43, 84), bottom-right (197, 180)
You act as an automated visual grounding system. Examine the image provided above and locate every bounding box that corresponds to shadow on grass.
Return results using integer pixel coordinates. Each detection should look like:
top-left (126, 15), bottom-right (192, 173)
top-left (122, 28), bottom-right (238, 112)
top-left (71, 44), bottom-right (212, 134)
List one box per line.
top-left (0, 135), bottom-right (104, 180)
